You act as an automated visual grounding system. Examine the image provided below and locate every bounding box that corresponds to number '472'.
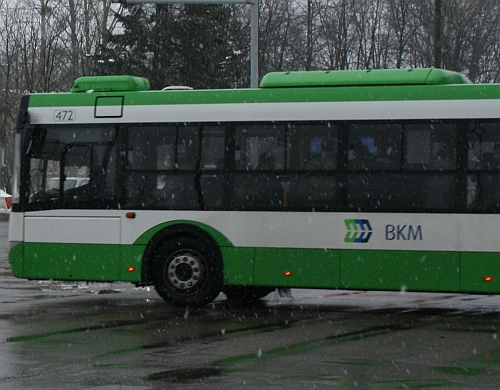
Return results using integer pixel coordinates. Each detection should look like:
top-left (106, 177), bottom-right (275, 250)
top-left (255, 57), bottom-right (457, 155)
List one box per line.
top-left (53, 109), bottom-right (75, 121)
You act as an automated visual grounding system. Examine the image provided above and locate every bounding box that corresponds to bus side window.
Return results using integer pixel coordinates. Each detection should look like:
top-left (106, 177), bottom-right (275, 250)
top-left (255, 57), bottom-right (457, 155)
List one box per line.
top-left (404, 123), bottom-right (457, 170)
top-left (235, 125), bottom-right (285, 170)
top-left (286, 123), bottom-right (338, 209)
top-left (234, 125), bottom-right (285, 209)
top-left (234, 172), bottom-right (285, 209)
top-left (176, 126), bottom-right (199, 170)
top-left (248, 153), bottom-right (283, 207)
top-left (199, 126), bottom-right (227, 209)
top-left (467, 122), bottom-right (500, 170)
top-left (348, 123), bottom-right (401, 170)
top-left (233, 152), bottom-right (285, 209)
top-left (201, 126), bottom-right (225, 170)
top-left (466, 122), bottom-right (500, 210)
top-left (155, 126), bottom-right (199, 208)
top-left (403, 123), bottom-right (458, 210)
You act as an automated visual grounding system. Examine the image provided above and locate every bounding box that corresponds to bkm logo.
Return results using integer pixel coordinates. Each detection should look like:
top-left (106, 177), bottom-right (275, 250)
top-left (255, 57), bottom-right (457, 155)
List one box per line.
top-left (344, 219), bottom-right (373, 243)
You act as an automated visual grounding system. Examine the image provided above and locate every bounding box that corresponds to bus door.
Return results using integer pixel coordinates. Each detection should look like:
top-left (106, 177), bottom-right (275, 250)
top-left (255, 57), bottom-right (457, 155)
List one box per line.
top-left (23, 125), bottom-right (121, 281)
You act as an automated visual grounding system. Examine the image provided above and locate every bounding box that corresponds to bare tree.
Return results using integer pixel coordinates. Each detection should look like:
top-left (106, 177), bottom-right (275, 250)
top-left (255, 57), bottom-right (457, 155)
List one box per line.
top-left (0, 1), bottom-right (25, 191)
top-left (296, 0), bottom-right (322, 70)
top-left (387, 0), bottom-right (414, 68)
top-left (441, 0), bottom-right (500, 82)
top-left (52, 0), bottom-right (117, 82)
top-left (351, 0), bottom-right (390, 69)
top-left (259, 0), bottom-right (303, 74)
top-left (316, 0), bottom-right (356, 70)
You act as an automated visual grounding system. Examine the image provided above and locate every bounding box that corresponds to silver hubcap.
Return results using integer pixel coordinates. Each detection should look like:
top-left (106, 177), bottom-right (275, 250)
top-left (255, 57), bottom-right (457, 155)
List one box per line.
top-left (167, 253), bottom-right (203, 290)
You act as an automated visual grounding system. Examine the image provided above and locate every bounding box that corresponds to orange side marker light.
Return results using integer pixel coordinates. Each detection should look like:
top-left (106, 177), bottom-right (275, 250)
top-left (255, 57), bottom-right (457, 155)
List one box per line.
top-left (283, 271), bottom-right (293, 277)
top-left (126, 212), bottom-right (136, 219)
top-left (483, 276), bottom-right (494, 282)
top-left (126, 267), bottom-right (136, 273)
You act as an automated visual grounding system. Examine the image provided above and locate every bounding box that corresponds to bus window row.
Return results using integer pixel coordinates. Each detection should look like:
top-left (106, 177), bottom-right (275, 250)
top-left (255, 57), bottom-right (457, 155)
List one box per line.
top-left (233, 122), bottom-right (500, 172)
top-left (26, 120), bottom-right (500, 213)
top-left (122, 171), bottom-right (500, 212)
top-left (126, 121), bottom-right (500, 174)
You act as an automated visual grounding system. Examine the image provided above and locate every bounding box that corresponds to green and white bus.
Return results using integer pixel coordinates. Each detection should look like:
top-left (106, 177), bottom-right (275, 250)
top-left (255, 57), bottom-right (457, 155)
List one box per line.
top-left (8, 68), bottom-right (500, 307)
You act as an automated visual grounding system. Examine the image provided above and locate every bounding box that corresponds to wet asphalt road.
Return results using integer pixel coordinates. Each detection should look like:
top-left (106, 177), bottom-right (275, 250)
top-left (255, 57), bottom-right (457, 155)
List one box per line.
top-left (2, 219), bottom-right (500, 389)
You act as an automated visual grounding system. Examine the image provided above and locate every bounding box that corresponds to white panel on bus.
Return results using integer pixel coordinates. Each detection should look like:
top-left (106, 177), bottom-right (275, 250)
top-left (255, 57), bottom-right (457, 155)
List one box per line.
top-left (28, 99), bottom-right (500, 125)
top-left (24, 216), bottom-right (120, 245)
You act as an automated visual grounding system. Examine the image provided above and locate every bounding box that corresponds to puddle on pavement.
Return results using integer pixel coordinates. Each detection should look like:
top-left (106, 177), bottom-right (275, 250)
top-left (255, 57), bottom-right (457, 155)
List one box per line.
top-left (145, 367), bottom-right (222, 381)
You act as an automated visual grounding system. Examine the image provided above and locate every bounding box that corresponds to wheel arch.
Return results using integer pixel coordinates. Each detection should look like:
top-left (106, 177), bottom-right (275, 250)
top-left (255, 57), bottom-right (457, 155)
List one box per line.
top-left (138, 221), bottom-right (233, 284)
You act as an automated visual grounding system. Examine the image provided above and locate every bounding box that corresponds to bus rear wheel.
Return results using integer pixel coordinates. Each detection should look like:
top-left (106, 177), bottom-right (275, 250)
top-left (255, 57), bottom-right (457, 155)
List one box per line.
top-left (152, 237), bottom-right (223, 307)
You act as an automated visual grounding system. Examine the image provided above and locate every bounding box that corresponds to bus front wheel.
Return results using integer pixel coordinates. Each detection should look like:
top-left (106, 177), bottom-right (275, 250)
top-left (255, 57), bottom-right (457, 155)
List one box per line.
top-left (152, 237), bottom-right (223, 307)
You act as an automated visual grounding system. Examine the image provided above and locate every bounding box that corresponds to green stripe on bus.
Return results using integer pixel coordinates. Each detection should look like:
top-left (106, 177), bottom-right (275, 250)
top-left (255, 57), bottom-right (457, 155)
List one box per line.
top-left (340, 250), bottom-right (460, 292)
top-left (8, 244), bottom-right (24, 278)
top-left (22, 243), bottom-right (122, 281)
top-left (14, 243), bottom-right (500, 294)
top-left (27, 84), bottom-right (500, 108)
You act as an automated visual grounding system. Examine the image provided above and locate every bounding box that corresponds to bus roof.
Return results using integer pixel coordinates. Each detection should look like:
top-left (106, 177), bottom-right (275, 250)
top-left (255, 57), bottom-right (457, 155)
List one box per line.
top-left (23, 68), bottom-right (500, 116)
top-left (68, 69), bottom-right (471, 94)
top-left (259, 68), bottom-right (472, 88)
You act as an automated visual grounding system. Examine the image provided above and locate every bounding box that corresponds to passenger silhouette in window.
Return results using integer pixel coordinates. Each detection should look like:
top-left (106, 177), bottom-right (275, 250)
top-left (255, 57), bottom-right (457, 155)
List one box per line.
top-left (306, 136), bottom-right (337, 170)
top-left (149, 154), bottom-right (197, 208)
top-left (246, 152), bottom-right (283, 208)
top-left (289, 137), bottom-right (337, 209)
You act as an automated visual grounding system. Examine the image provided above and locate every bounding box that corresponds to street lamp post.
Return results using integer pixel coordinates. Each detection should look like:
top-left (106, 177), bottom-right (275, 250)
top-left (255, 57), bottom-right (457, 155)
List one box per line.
top-left (0, 148), bottom-right (3, 190)
top-left (113, 0), bottom-right (259, 88)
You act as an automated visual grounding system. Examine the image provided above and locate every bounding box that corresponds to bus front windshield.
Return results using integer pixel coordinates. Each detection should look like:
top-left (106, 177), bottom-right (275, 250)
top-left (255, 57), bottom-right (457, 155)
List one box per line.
top-left (26, 126), bottom-right (117, 208)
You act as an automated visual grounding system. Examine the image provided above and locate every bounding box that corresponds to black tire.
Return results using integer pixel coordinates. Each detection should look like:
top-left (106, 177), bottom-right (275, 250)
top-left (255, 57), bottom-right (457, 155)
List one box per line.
top-left (223, 286), bottom-right (274, 303)
top-left (152, 236), bottom-right (223, 307)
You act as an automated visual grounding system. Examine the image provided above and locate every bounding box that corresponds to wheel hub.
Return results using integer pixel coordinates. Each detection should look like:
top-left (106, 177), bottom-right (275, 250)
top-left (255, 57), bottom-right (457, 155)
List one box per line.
top-left (167, 253), bottom-right (203, 290)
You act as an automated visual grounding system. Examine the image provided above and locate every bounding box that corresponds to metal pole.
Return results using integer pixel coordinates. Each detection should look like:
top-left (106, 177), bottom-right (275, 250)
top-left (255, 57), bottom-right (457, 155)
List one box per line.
top-left (0, 148), bottom-right (4, 191)
top-left (434, 0), bottom-right (442, 68)
top-left (250, 0), bottom-right (258, 88)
